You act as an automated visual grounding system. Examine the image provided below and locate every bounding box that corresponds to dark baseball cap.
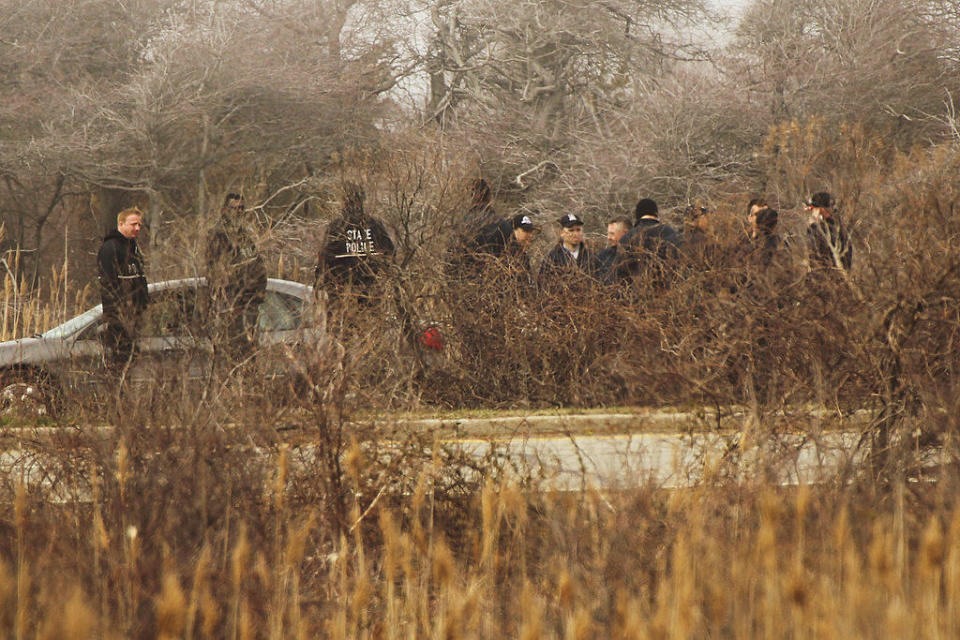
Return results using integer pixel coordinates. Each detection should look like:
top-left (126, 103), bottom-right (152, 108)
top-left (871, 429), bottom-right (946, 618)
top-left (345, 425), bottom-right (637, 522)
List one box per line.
top-left (558, 213), bottom-right (584, 228)
top-left (512, 214), bottom-right (538, 231)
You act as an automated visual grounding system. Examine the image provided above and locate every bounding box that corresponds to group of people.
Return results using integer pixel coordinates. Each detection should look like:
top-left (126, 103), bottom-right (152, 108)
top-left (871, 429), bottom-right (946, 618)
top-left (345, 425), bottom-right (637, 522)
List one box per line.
top-left (446, 185), bottom-right (852, 297)
top-left (95, 181), bottom-right (853, 365)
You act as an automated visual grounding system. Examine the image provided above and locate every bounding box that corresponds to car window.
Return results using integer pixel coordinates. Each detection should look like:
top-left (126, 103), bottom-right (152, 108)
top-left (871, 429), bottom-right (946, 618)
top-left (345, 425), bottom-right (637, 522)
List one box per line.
top-left (258, 291), bottom-right (304, 332)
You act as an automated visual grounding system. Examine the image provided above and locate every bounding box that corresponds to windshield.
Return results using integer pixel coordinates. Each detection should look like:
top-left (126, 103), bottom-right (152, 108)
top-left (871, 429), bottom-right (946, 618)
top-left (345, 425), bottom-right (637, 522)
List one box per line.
top-left (41, 306), bottom-right (102, 339)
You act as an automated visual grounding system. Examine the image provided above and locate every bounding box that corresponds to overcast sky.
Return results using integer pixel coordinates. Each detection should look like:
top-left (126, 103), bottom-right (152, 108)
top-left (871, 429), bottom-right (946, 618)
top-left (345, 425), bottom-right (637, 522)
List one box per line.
top-left (711, 0), bottom-right (750, 14)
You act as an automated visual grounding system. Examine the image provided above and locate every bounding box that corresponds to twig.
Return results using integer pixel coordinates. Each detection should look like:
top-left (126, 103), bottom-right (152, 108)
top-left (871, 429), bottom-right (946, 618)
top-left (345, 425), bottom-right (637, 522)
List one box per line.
top-left (514, 161), bottom-right (559, 189)
top-left (349, 485), bottom-right (386, 532)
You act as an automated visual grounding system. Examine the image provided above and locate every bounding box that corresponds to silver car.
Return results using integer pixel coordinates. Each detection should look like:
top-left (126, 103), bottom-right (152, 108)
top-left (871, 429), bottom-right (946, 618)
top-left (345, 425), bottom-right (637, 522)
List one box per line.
top-left (0, 278), bottom-right (322, 415)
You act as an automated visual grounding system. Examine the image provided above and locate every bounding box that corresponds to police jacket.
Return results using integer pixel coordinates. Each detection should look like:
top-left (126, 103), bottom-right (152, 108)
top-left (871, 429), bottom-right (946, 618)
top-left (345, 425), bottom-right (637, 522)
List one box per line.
top-left (97, 230), bottom-right (148, 320)
top-left (316, 212), bottom-right (395, 289)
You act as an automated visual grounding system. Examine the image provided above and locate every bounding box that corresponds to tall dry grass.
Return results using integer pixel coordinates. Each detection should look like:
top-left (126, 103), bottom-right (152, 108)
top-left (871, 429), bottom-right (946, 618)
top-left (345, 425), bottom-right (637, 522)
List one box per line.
top-left (3, 443), bottom-right (960, 639)
top-left (1, 232), bottom-right (94, 342)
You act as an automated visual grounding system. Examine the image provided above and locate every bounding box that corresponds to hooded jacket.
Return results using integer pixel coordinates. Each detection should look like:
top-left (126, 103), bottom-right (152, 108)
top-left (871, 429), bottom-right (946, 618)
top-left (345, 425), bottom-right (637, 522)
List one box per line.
top-left (97, 229), bottom-right (148, 320)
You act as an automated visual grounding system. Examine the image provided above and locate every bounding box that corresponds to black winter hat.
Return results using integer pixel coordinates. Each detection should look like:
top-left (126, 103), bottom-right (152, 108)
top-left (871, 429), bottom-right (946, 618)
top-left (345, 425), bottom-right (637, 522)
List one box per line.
top-left (808, 192), bottom-right (832, 208)
top-left (635, 198), bottom-right (659, 221)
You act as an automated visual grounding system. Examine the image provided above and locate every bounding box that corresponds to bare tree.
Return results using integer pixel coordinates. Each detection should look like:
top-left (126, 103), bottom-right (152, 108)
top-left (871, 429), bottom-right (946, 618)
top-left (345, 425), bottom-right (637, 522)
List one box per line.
top-left (727, 0), bottom-right (960, 144)
top-left (0, 0), bottom-right (415, 285)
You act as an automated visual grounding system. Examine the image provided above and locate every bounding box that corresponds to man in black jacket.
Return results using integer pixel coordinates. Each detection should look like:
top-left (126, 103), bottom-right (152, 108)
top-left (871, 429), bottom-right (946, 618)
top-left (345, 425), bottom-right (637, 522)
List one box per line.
top-left (315, 183), bottom-right (395, 307)
top-left (612, 198), bottom-right (681, 288)
top-left (97, 207), bottom-right (149, 364)
top-left (453, 212), bottom-right (538, 284)
top-left (805, 191), bottom-right (852, 271)
top-left (206, 193), bottom-right (268, 358)
top-left (539, 213), bottom-right (594, 289)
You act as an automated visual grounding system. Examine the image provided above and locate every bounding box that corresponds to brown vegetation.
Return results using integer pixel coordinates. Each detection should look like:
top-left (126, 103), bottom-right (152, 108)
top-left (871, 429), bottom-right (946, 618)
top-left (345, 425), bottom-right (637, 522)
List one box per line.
top-left (2, 0), bottom-right (960, 636)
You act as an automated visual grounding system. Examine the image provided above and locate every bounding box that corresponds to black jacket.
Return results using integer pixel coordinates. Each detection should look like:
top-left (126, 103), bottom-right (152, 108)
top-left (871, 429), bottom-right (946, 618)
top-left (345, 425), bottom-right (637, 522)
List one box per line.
top-left (539, 242), bottom-right (594, 284)
top-left (807, 217), bottom-right (852, 271)
top-left (611, 218), bottom-right (681, 284)
top-left (457, 218), bottom-right (527, 264)
top-left (449, 217), bottom-right (532, 288)
top-left (316, 213), bottom-right (395, 291)
top-left (471, 217), bottom-right (516, 258)
top-left (592, 245), bottom-right (619, 284)
top-left (739, 233), bottom-right (781, 269)
top-left (97, 230), bottom-right (148, 320)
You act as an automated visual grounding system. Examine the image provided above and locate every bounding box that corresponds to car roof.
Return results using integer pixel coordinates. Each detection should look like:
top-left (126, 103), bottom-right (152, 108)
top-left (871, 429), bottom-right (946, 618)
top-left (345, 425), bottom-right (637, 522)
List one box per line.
top-left (41, 278), bottom-right (314, 339)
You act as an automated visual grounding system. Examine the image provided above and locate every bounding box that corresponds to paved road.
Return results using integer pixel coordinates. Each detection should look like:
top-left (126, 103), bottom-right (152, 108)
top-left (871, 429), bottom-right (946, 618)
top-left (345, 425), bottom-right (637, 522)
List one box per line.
top-left (445, 430), bottom-right (869, 490)
top-left (2, 410), bottom-right (912, 498)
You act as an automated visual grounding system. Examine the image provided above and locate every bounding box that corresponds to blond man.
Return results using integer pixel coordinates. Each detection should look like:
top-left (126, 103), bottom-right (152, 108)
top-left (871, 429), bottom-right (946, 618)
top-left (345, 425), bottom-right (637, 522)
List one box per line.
top-left (97, 208), bottom-right (148, 363)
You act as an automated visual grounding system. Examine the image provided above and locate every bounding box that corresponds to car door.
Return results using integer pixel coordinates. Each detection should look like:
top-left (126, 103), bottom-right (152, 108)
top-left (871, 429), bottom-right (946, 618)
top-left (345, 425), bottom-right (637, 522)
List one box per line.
top-left (42, 312), bottom-right (107, 397)
top-left (255, 285), bottom-right (323, 378)
top-left (130, 284), bottom-right (210, 384)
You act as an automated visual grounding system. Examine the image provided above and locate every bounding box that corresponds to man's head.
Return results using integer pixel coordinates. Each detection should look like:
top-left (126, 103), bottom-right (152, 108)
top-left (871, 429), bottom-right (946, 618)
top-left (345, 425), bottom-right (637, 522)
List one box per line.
top-left (606, 218), bottom-right (631, 247)
top-left (683, 205), bottom-right (710, 231)
top-left (117, 208), bottom-right (143, 240)
top-left (805, 191), bottom-right (833, 222)
top-left (511, 213), bottom-right (538, 248)
top-left (808, 192), bottom-right (832, 209)
top-left (222, 192), bottom-right (245, 215)
top-left (746, 199), bottom-right (773, 236)
top-left (558, 214), bottom-right (584, 251)
top-left (634, 198), bottom-right (659, 223)
top-left (747, 198), bottom-right (767, 217)
top-left (753, 207), bottom-right (778, 237)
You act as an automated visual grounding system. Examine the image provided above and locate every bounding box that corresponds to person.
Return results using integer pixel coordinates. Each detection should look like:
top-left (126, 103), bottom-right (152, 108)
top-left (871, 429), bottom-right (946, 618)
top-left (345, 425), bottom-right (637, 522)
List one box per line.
top-left (315, 182), bottom-right (395, 306)
top-left (726, 200), bottom-right (787, 297)
top-left (611, 198), bottom-right (681, 287)
top-left (592, 217), bottom-right (631, 284)
top-left (743, 200), bottom-right (781, 268)
top-left (680, 205), bottom-right (714, 267)
top-left (682, 204), bottom-right (709, 237)
top-left (538, 213), bottom-right (594, 288)
top-left (805, 191), bottom-right (852, 271)
top-left (97, 207), bottom-right (149, 364)
top-left (206, 192), bottom-right (268, 358)
top-left (453, 211), bottom-right (538, 284)
top-left (446, 212), bottom-right (539, 382)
